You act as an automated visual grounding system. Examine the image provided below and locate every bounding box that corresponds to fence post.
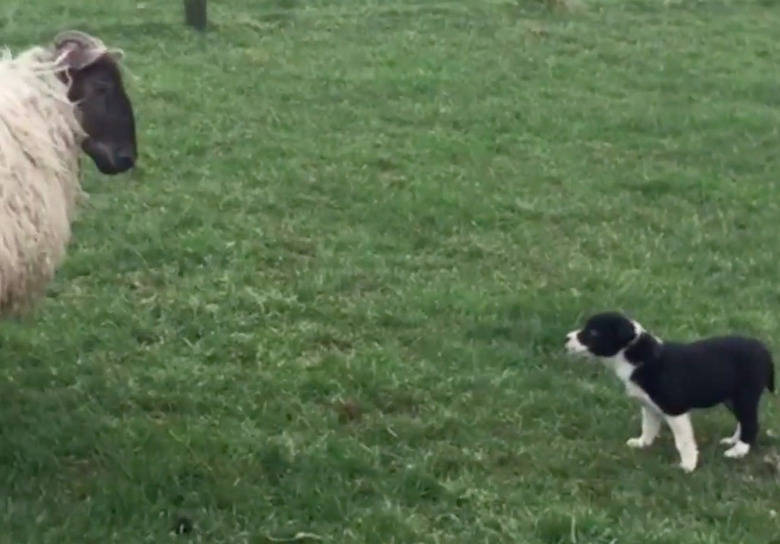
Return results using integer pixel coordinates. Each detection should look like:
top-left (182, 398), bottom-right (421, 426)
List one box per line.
top-left (184, 0), bottom-right (208, 31)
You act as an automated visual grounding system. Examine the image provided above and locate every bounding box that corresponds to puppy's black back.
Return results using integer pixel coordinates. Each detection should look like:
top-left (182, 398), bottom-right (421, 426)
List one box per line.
top-left (630, 335), bottom-right (774, 415)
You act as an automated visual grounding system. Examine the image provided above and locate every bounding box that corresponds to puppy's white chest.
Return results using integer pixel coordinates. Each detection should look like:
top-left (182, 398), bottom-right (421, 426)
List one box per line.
top-left (606, 354), bottom-right (635, 384)
top-left (607, 355), bottom-right (659, 410)
top-left (625, 381), bottom-right (652, 404)
top-left (623, 373), bottom-right (664, 415)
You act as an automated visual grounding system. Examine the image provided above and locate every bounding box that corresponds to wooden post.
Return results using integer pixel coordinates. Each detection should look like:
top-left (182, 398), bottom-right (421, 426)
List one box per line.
top-left (184, 0), bottom-right (208, 31)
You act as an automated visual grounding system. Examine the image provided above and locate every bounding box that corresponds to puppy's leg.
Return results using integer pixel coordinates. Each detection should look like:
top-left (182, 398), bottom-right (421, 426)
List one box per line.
top-left (724, 394), bottom-right (760, 459)
top-left (720, 424), bottom-right (741, 446)
top-left (627, 406), bottom-right (662, 448)
top-left (720, 400), bottom-right (740, 446)
top-left (664, 413), bottom-right (698, 472)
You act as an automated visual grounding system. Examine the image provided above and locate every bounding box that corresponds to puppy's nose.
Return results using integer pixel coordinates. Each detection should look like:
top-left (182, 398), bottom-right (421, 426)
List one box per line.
top-left (564, 333), bottom-right (572, 342)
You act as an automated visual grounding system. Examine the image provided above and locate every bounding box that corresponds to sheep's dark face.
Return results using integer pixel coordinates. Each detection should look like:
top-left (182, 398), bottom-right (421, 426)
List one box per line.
top-left (54, 32), bottom-right (137, 175)
top-left (68, 56), bottom-right (137, 175)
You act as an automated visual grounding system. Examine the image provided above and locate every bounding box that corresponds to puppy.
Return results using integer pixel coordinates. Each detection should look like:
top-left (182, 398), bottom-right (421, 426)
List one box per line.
top-left (564, 311), bottom-right (775, 472)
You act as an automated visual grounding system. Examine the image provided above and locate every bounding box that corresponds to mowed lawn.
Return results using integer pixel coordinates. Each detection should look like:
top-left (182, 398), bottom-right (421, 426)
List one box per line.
top-left (2, 0), bottom-right (780, 542)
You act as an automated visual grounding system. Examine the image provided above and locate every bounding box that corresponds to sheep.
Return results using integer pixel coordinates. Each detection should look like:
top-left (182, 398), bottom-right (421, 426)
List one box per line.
top-left (0, 30), bottom-right (137, 317)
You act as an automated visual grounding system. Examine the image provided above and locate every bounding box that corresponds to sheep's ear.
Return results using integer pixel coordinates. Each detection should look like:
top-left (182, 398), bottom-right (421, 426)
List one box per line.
top-left (54, 39), bottom-right (104, 71)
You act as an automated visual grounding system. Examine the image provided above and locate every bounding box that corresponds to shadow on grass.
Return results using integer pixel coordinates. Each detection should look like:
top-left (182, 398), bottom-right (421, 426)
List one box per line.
top-left (465, 301), bottom-right (574, 355)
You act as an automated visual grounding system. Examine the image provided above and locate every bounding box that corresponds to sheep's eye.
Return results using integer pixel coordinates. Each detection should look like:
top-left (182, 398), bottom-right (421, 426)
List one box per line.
top-left (88, 79), bottom-right (113, 96)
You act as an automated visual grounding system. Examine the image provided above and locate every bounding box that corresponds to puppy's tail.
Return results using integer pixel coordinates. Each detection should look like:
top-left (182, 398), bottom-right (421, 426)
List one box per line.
top-left (764, 343), bottom-right (776, 394)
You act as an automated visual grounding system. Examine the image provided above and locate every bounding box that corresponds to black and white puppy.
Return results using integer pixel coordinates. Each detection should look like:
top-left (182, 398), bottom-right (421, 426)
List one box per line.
top-left (564, 311), bottom-right (775, 472)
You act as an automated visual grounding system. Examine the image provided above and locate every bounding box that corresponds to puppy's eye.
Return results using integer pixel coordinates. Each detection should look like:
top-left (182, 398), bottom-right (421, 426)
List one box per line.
top-left (588, 329), bottom-right (599, 337)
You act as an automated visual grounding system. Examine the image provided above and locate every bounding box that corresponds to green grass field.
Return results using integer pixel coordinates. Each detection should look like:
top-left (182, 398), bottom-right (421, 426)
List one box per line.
top-left (2, 0), bottom-right (780, 541)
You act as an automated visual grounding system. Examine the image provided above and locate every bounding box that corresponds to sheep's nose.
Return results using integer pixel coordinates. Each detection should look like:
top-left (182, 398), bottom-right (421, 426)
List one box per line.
top-left (113, 152), bottom-right (135, 171)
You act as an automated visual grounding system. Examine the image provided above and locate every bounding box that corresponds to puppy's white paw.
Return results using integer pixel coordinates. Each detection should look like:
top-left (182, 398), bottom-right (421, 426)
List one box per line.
top-left (678, 458), bottom-right (697, 473)
top-left (721, 425), bottom-right (741, 446)
top-left (724, 441), bottom-right (750, 459)
top-left (626, 437), bottom-right (651, 449)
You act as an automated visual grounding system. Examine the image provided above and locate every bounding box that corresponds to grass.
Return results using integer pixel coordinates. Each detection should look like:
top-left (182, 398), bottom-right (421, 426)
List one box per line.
top-left (2, 0), bottom-right (780, 541)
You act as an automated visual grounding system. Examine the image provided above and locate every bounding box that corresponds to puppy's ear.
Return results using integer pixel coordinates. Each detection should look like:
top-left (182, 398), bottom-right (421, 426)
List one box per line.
top-left (630, 333), bottom-right (661, 361)
top-left (615, 319), bottom-right (638, 346)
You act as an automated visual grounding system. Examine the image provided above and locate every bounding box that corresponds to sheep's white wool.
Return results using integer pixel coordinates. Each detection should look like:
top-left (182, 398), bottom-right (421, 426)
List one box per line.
top-left (0, 45), bottom-right (88, 316)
